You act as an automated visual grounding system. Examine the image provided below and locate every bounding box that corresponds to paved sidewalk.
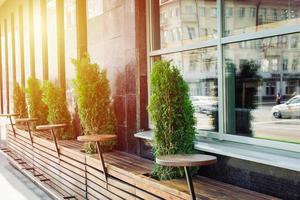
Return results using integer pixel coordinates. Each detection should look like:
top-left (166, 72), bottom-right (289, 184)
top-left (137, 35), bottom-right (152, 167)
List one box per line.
top-left (0, 152), bottom-right (52, 200)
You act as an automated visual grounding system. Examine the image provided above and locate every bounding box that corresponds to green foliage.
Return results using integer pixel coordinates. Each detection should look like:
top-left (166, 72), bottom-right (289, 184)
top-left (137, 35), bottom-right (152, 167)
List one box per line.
top-left (13, 83), bottom-right (28, 119)
top-left (72, 56), bottom-right (116, 153)
top-left (148, 60), bottom-right (197, 180)
top-left (26, 77), bottom-right (48, 126)
top-left (83, 142), bottom-right (97, 154)
top-left (42, 81), bottom-right (74, 140)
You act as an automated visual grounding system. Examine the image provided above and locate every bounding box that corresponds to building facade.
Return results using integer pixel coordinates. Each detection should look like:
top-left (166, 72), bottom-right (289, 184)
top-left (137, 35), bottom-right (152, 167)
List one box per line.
top-left (0, 0), bottom-right (300, 199)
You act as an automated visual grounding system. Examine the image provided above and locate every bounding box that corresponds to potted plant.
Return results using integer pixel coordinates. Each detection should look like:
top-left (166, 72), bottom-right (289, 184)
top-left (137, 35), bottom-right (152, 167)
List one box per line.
top-left (148, 60), bottom-right (197, 180)
top-left (26, 77), bottom-right (48, 127)
top-left (42, 81), bottom-right (74, 140)
top-left (72, 56), bottom-right (116, 153)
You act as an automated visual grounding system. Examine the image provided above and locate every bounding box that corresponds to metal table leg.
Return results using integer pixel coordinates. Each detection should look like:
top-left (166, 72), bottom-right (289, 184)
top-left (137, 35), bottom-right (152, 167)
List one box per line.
top-left (9, 116), bottom-right (16, 137)
top-left (26, 121), bottom-right (35, 173)
top-left (50, 128), bottom-right (60, 158)
top-left (184, 166), bottom-right (196, 200)
top-left (96, 141), bottom-right (108, 183)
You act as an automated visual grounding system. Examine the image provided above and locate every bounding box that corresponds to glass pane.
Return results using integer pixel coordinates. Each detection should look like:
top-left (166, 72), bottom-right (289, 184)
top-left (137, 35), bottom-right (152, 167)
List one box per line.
top-left (152, 0), bottom-right (217, 50)
top-left (224, 0), bottom-right (300, 36)
top-left (224, 33), bottom-right (300, 144)
top-left (161, 46), bottom-right (218, 132)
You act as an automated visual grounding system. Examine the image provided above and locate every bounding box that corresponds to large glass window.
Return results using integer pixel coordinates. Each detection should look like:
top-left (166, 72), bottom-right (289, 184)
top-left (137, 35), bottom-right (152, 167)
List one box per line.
top-left (161, 47), bottom-right (218, 132)
top-left (152, 0), bottom-right (217, 50)
top-left (224, 0), bottom-right (300, 36)
top-left (224, 33), bottom-right (300, 143)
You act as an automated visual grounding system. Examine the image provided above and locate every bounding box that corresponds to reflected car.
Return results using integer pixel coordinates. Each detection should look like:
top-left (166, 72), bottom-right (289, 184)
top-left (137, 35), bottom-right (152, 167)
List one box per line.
top-left (190, 96), bottom-right (218, 115)
top-left (271, 95), bottom-right (300, 119)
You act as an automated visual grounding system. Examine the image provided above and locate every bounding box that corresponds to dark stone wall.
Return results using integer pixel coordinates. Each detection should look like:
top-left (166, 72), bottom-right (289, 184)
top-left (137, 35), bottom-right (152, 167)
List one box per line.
top-left (87, 0), bottom-right (148, 154)
top-left (198, 154), bottom-right (300, 200)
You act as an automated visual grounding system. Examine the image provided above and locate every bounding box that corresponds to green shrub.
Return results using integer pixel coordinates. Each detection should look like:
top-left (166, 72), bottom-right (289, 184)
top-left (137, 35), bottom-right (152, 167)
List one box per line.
top-left (42, 81), bottom-right (74, 140)
top-left (26, 77), bottom-right (48, 126)
top-left (13, 83), bottom-right (28, 118)
top-left (72, 56), bottom-right (116, 153)
top-left (148, 60), bottom-right (197, 180)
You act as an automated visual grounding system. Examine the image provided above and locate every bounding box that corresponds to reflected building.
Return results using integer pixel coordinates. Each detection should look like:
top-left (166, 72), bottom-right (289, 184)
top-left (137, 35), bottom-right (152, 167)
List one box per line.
top-left (160, 0), bottom-right (300, 103)
top-left (159, 0), bottom-right (218, 97)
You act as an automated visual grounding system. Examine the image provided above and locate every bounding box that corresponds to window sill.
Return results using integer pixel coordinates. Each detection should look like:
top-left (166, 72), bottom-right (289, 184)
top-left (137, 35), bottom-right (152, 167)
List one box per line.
top-left (134, 130), bottom-right (300, 172)
top-left (134, 130), bottom-right (153, 141)
top-left (195, 139), bottom-right (300, 172)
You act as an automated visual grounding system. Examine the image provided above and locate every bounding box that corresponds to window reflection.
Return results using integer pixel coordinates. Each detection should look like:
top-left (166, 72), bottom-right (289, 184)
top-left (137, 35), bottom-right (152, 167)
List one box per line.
top-left (224, 0), bottom-right (300, 36)
top-left (224, 33), bottom-right (300, 143)
top-left (153, 0), bottom-right (217, 50)
top-left (161, 47), bottom-right (218, 131)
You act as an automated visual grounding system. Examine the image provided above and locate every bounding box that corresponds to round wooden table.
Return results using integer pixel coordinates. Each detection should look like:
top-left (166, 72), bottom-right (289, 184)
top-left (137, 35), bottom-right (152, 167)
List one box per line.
top-left (14, 118), bottom-right (38, 145)
top-left (36, 124), bottom-right (67, 158)
top-left (0, 113), bottom-right (20, 136)
top-left (77, 134), bottom-right (117, 183)
top-left (156, 154), bottom-right (217, 200)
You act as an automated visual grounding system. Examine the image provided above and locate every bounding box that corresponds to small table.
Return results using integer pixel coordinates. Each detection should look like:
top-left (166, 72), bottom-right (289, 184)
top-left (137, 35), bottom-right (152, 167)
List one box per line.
top-left (77, 134), bottom-right (117, 183)
top-left (156, 154), bottom-right (217, 200)
top-left (14, 118), bottom-right (38, 145)
top-left (0, 113), bottom-right (20, 136)
top-left (36, 124), bottom-right (67, 158)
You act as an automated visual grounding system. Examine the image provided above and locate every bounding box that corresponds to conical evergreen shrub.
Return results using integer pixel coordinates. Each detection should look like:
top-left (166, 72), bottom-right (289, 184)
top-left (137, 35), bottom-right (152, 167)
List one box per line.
top-left (26, 77), bottom-right (48, 126)
top-left (72, 56), bottom-right (116, 153)
top-left (148, 60), bottom-right (197, 180)
top-left (42, 81), bottom-right (74, 140)
top-left (13, 83), bottom-right (28, 118)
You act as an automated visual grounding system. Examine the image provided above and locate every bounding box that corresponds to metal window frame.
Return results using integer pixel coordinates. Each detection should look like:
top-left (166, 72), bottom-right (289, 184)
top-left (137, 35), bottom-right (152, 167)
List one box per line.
top-left (147, 0), bottom-right (300, 153)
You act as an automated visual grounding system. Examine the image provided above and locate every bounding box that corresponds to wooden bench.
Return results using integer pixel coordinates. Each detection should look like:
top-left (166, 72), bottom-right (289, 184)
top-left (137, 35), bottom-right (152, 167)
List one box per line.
top-left (4, 126), bottom-right (280, 200)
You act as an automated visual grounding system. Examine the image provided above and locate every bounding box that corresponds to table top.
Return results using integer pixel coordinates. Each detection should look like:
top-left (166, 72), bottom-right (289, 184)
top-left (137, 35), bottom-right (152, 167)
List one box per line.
top-left (15, 118), bottom-right (38, 123)
top-left (36, 124), bottom-right (67, 130)
top-left (0, 113), bottom-right (19, 117)
top-left (156, 154), bottom-right (217, 167)
top-left (77, 134), bottom-right (117, 142)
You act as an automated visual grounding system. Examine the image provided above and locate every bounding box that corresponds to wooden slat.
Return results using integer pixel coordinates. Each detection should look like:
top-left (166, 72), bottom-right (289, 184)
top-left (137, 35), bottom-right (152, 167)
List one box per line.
top-left (4, 127), bottom-right (280, 200)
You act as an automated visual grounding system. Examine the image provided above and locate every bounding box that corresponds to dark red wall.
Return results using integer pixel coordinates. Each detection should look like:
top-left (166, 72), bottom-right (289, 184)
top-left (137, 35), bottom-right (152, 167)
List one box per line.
top-left (87, 0), bottom-right (148, 154)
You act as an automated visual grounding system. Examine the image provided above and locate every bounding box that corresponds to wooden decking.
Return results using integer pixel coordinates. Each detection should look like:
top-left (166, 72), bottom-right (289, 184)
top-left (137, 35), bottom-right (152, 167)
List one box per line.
top-left (3, 126), bottom-right (280, 200)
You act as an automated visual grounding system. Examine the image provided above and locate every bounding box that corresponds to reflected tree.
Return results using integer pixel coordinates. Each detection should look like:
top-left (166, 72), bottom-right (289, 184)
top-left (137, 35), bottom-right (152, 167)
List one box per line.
top-left (235, 59), bottom-right (261, 136)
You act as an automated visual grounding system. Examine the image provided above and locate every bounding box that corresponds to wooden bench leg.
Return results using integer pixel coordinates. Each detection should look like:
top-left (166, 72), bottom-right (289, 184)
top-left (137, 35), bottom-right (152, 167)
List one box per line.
top-left (50, 128), bottom-right (60, 158)
top-left (184, 166), bottom-right (196, 200)
top-left (96, 141), bottom-right (108, 184)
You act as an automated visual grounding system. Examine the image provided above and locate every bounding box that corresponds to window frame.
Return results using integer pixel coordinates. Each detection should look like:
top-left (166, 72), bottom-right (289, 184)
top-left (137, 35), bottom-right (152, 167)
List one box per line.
top-left (147, 0), bottom-right (300, 153)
